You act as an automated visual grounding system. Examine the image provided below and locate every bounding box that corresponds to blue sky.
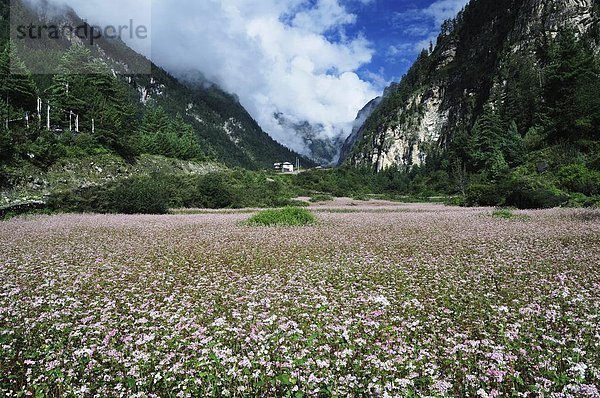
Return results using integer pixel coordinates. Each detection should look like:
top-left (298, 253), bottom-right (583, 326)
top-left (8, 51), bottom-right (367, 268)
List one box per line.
top-left (343, 0), bottom-right (469, 86)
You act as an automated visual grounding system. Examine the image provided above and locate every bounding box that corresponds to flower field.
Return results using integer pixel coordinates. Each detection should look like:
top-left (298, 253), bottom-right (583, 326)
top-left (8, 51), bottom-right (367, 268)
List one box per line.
top-left (1, 203), bottom-right (599, 397)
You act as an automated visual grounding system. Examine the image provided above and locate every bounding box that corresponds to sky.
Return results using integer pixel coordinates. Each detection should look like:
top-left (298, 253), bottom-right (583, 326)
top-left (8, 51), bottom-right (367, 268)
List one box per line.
top-left (31, 0), bottom-right (470, 155)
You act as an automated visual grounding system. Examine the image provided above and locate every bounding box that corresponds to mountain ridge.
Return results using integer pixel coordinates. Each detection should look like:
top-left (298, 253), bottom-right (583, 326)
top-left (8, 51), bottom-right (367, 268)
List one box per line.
top-left (341, 0), bottom-right (599, 171)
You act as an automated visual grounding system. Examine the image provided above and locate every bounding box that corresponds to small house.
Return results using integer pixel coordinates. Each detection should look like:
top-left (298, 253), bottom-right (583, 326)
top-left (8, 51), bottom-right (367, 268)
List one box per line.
top-left (282, 162), bottom-right (294, 173)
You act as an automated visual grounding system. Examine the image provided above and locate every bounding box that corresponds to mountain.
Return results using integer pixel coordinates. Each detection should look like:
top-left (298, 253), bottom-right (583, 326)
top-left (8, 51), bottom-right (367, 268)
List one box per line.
top-left (1, 0), bottom-right (310, 171)
top-left (337, 92), bottom-right (390, 166)
top-left (341, 0), bottom-right (600, 172)
top-left (273, 113), bottom-right (346, 166)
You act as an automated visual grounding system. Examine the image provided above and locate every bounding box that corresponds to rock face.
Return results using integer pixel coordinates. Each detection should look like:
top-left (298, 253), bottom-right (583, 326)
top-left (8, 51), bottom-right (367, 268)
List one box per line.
top-left (341, 0), bottom-right (599, 171)
top-left (338, 96), bottom-right (383, 166)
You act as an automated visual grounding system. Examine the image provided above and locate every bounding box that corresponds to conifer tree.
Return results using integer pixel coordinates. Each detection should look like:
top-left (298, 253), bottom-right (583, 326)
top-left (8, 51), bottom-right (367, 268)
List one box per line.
top-left (543, 30), bottom-right (600, 141)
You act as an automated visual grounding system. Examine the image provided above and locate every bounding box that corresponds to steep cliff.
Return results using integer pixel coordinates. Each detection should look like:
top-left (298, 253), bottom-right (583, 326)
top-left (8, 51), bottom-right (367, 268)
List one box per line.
top-left (342, 0), bottom-right (599, 171)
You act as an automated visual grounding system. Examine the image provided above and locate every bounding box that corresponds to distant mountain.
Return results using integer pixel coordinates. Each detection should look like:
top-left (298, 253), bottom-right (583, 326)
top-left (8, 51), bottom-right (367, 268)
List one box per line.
top-left (273, 113), bottom-right (346, 166)
top-left (341, 0), bottom-right (599, 171)
top-left (1, 0), bottom-right (311, 170)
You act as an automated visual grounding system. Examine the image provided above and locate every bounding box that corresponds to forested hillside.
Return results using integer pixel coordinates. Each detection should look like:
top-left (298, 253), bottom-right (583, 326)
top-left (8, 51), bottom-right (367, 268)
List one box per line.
top-left (0, 0), bottom-right (307, 186)
top-left (342, 0), bottom-right (600, 208)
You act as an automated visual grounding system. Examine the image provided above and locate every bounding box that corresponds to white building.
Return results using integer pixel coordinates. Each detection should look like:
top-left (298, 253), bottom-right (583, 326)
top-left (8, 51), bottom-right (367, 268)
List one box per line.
top-left (282, 162), bottom-right (294, 173)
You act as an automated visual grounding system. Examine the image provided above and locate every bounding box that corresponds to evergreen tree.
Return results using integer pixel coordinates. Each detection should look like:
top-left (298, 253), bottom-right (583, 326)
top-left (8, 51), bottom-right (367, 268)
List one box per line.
top-left (468, 106), bottom-right (504, 172)
top-left (136, 105), bottom-right (170, 154)
top-left (172, 114), bottom-right (203, 160)
top-left (542, 30), bottom-right (600, 141)
top-left (501, 120), bottom-right (525, 167)
top-left (0, 44), bottom-right (37, 125)
top-left (49, 45), bottom-right (136, 156)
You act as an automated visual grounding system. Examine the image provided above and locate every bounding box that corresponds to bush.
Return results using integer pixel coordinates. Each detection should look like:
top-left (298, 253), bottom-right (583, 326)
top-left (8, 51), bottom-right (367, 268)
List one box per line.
top-left (464, 183), bottom-right (504, 207)
top-left (557, 164), bottom-right (600, 196)
top-left (192, 174), bottom-right (236, 209)
top-left (245, 207), bottom-right (316, 227)
top-left (503, 174), bottom-right (568, 209)
top-left (352, 194), bottom-right (370, 201)
top-left (111, 175), bottom-right (170, 214)
top-left (48, 185), bottom-right (114, 214)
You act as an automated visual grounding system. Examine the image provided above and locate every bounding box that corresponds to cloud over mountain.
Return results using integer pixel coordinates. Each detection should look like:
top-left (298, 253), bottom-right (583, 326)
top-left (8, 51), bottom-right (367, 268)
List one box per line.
top-left (46, 0), bottom-right (380, 155)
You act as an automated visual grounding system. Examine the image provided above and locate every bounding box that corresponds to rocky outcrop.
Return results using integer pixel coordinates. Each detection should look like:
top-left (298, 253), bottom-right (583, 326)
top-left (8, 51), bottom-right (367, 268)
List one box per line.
top-left (342, 0), bottom-right (599, 170)
top-left (337, 97), bottom-right (383, 166)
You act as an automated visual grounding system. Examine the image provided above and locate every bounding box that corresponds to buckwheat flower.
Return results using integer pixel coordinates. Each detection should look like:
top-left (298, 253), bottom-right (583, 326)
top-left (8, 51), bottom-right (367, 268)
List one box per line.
top-left (569, 362), bottom-right (588, 379)
top-left (394, 378), bottom-right (411, 388)
top-left (45, 360), bottom-right (60, 371)
top-left (434, 380), bottom-right (453, 395)
top-left (487, 369), bottom-right (507, 383)
top-left (370, 295), bottom-right (391, 308)
top-left (239, 357), bottom-right (252, 368)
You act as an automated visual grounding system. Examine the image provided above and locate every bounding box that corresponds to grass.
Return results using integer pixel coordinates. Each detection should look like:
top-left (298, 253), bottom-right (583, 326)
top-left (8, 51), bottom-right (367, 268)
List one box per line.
top-left (492, 208), bottom-right (516, 219)
top-left (245, 207), bottom-right (316, 226)
top-left (491, 207), bottom-right (531, 221)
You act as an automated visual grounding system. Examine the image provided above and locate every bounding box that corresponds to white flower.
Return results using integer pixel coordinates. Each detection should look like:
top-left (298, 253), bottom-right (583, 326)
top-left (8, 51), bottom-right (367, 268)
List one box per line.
top-left (370, 295), bottom-right (391, 307)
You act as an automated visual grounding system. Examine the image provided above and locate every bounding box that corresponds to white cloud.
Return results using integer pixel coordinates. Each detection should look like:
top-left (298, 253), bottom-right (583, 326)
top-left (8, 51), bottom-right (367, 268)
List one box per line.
top-left (42, 0), bottom-right (380, 155)
top-left (422, 0), bottom-right (470, 27)
top-left (391, 0), bottom-right (469, 53)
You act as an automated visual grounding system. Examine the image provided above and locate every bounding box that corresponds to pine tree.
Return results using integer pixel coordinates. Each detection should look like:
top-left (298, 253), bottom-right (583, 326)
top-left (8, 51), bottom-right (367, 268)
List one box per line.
top-left (172, 114), bottom-right (203, 160)
top-left (49, 45), bottom-right (137, 155)
top-left (469, 106), bottom-right (504, 172)
top-left (543, 30), bottom-right (600, 141)
top-left (0, 44), bottom-right (37, 124)
top-left (501, 120), bottom-right (525, 166)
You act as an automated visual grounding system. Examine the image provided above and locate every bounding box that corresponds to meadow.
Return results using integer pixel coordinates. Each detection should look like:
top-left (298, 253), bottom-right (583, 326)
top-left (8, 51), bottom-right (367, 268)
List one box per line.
top-left (1, 201), bottom-right (599, 397)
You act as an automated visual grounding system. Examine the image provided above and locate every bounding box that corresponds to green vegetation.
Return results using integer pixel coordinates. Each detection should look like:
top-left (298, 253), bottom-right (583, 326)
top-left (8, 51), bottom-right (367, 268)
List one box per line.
top-left (491, 208), bottom-right (516, 219)
top-left (309, 194), bottom-right (334, 203)
top-left (245, 207), bottom-right (316, 227)
top-left (343, 0), bottom-right (600, 210)
top-left (45, 169), bottom-right (308, 215)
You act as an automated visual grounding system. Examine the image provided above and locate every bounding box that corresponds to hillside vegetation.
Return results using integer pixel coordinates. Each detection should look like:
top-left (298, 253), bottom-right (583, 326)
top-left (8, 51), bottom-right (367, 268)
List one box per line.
top-left (343, 0), bottom-right (600, 209)
top-left (0, 0), bottom-right (308, 189)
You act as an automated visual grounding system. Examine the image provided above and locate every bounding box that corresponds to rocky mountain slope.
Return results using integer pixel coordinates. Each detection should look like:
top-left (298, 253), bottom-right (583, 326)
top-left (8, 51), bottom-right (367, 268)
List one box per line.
top-left (341, 0), bottom-right (599, 171)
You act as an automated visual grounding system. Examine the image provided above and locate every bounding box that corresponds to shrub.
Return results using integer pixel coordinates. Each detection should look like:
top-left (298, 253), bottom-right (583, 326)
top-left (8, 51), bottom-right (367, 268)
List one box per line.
top-left (245, 207), bottom-right (316, 227)
top-left (491, 208), bottom-right (515, 219)
top-left (48, 185), bottom-right (114, 214)
top-left (557, 164), bottom-right (600, 196)
top-left (464, 183), bottom-right (504, 207)
top-left (503, 174), bottom-right (568, 209)
top-left (352, 194), bottom-right (370, 201)
top-left (111, 175), bottom-right (170, 214)
top-left (192, 174), bottom-right (236, 209)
